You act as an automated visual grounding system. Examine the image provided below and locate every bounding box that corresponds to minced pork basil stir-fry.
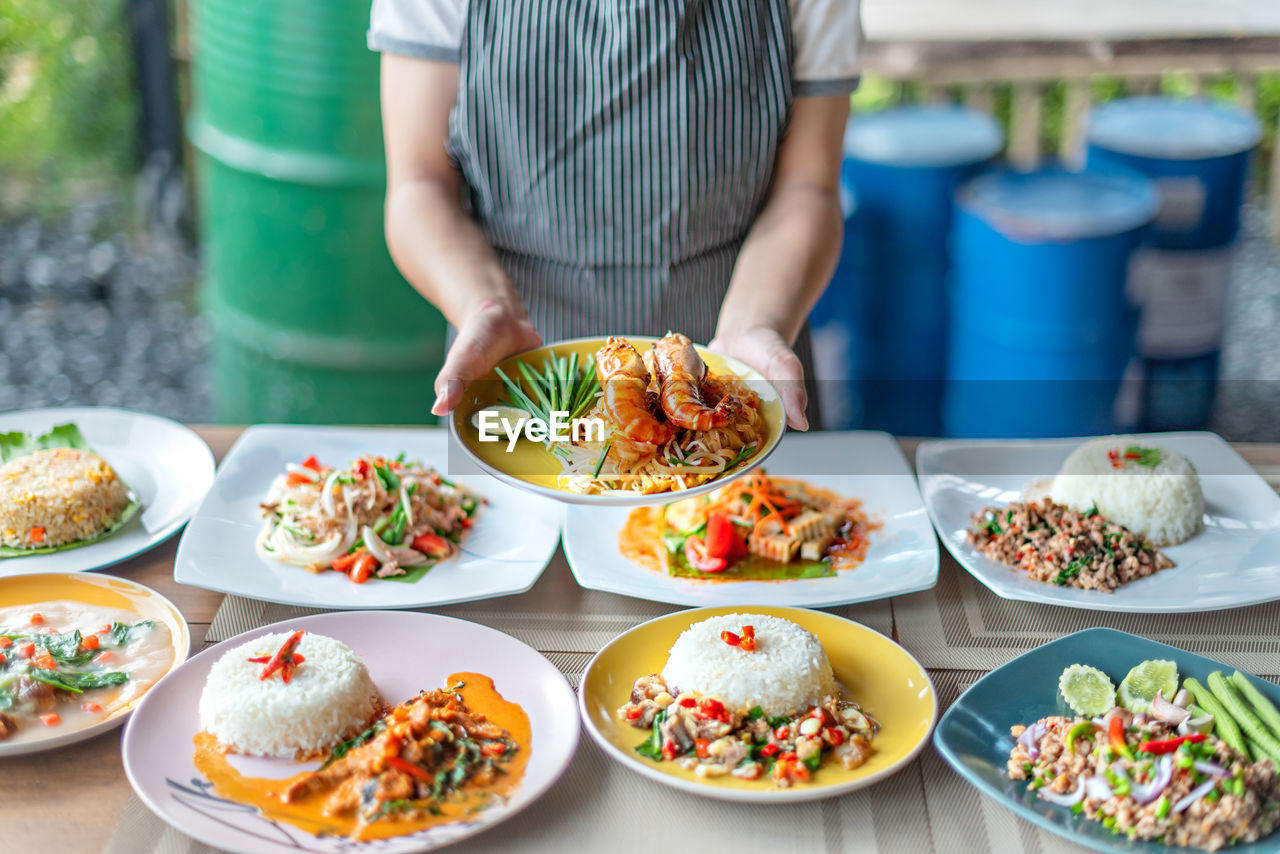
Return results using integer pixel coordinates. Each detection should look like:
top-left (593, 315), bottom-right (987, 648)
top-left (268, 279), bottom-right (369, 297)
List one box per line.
top-left (968, 499), bottom-right (1172, 593)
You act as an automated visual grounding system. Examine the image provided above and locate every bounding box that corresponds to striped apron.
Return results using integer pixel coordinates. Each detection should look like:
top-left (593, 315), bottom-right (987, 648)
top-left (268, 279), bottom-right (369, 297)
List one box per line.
top-left (446, 0), bottom-right (802, 349)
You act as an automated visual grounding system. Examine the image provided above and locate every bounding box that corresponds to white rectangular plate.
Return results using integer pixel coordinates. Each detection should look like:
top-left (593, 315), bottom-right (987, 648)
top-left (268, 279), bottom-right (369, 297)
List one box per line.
top-left (564, 432), bottom-right (939, 607)
top-left (917, 431), bottom-right (1280, 613)
top-left (174, 426), bottom-right (562, 609)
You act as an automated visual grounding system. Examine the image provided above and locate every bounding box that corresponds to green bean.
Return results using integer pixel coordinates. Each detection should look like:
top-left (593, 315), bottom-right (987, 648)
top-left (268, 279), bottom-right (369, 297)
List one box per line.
top-left (1231, 671), bottom-right (1280, 742)
top-left (1244, 736), bottom-right (1275, 765)
top-left (1207, 671), bottom-right (1280, 760)
top-left (1184, 677), bottom-right (1248, 754)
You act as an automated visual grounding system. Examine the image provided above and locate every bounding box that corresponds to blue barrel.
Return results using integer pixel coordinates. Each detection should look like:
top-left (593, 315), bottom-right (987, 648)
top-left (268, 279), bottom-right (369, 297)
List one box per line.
top-left (809, 183), bottom-right (866, 428)
top-left (816, 105), bottom-right (1002, 433)
top-left (1086, 97), bottom-right (1260, 250)
top-left (1127, 245), bottom-right (1235, 430)
top-left (1086, 98), bottom-right (1258, 430)
top-left (944, 168), bottom-right (1158, 438)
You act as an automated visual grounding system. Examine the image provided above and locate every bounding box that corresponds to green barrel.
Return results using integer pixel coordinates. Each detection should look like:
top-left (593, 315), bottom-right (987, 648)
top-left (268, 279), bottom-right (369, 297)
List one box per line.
top-left (189, 0), bottom-right (446, 424)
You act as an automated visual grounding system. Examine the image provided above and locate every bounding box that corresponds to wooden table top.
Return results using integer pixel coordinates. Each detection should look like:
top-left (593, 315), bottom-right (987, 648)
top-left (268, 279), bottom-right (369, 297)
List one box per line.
top-left (6, 427), bottom-right (1280, 854)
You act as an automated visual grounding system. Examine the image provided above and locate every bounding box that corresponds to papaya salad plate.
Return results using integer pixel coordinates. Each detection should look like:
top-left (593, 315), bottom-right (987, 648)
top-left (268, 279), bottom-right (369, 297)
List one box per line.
top-left (564, 432), bottom-right (939, 607)
top-left (579, 606), bottom-right (937, 803)
top-left (173, 426), bottom-right (562, 609)
top-left (0, 407), bottom-right (214, 574)
top-left (934, 627), bottom-right (1280, 853)
top-left (0, 572), bottom-right (190, 757)
top-left (122, 610), bottom-right (580, 854)
top-left (450, 336), bottom-right (787, 506)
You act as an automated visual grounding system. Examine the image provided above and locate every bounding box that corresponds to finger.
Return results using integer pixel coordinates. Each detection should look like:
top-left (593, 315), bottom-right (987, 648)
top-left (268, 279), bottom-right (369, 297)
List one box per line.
top-left (430, 378), bottom-right (464, 416)
top-left (431, 326), bottom-right (500, 415)
top-left (782, 384), bottom-right (809, 431)
top-left (765, 344), bottom-right (809, 431)
top-left (432, 313), bottom-right (543, 416)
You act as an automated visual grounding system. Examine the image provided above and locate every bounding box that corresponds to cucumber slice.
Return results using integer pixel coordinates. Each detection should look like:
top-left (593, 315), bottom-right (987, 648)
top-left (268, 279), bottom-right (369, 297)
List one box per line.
top-left (1059, 664), bottom-right (1117, 716)
top-left (1118, 659), bottom-right (1179, 714)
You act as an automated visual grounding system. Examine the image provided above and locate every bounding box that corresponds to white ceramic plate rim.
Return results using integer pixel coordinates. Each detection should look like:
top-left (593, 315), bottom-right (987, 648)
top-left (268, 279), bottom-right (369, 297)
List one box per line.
top-left (122, 610), bottom-right (580, 854)
top-left (563, 432), bottom-right (941, 607)
top-left (0, 572), bottom-right (192, 757)
top-left (448, 336), bottom-right (787, 507)
top-left (172, 426), bottom-right (563, 609)
top-left (917, 431), bottom-right (1280, 613)
top-left (577, 605), bottom-right (939, 804)
top-left (0, 407), bottom-right (215, 574)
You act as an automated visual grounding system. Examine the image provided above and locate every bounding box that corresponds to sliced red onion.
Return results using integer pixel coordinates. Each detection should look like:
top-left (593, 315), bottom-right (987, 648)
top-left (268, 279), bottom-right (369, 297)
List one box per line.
top-left (1193, 760), bottom-right (1228, 777)
top-left (1134, 712), bottom-right (1151, 725)
top-left (1017, 721), bottom-right (1047, 759)
top-left (1174, 779), bottom-right (1220, 813)
top-left (1151, 691), bottom-right (1192, 725)
top-left (1039, 777), bottom-right (1086, 807)
top-left (1127, 756), bottom-right (1173, 805)
top-left (1084, 776), bottom-right (1114, 800)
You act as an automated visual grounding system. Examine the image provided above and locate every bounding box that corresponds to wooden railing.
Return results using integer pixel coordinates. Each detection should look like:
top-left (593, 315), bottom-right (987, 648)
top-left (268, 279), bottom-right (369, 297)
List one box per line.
top-left (860, 32), bottom-right (1280, 240)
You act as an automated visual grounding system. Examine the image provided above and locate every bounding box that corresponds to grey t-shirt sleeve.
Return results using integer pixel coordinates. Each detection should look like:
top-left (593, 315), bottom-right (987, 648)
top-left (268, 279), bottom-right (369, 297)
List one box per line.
top-left (367, 0), bottom-right (466, 62)
top-left (791, 0), bottom-right (862, 97)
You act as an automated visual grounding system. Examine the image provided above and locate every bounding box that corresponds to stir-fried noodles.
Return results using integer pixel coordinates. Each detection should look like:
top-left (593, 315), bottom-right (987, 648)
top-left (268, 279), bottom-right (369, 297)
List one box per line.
top-left (557, 334), bottom-right (767, 495)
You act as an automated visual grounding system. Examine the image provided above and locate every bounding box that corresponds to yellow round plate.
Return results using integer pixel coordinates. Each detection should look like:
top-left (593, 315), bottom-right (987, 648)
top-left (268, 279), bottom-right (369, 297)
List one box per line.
top-left (0, 572), bottom-right (190, 756)
top-left (450, 337), bottom-right (786, 506)
top-left (579, 605), bottom-right (937, 802)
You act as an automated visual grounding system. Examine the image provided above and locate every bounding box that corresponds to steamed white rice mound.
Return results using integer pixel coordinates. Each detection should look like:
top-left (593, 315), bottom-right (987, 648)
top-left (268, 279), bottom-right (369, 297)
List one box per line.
top-left (1049, 437), bottom-right (1204, 546)
top-left (661, 613), bottom-right (836, 718)
top-left (198, 631), bottom-right (382, 758)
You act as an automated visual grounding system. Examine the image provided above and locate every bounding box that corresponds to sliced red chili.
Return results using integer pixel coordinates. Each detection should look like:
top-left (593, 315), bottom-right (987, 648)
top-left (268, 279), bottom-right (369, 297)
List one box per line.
top-left (1138, 733), bottom-right (1207, 754)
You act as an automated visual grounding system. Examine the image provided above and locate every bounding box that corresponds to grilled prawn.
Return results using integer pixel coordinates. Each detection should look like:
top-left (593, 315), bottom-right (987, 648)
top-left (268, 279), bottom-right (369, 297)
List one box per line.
top-left (596, 337), bottom-right (676, 445)
top-left (653, 333), bottom-right (742, 431)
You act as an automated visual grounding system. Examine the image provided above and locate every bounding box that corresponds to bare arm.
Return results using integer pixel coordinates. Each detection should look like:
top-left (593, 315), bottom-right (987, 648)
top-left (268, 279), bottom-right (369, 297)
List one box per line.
top-left (710, 95), bottom-right (850, 429)
top-left (381, 54), bottom-right (539, 415)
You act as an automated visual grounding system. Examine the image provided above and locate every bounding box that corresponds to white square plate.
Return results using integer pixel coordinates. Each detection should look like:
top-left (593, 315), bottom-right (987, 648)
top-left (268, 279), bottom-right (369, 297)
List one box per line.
top-left (1, 407), bottom-right (214, 574)
top-left (174, 426), bottom-right (562, 609)
top-left (917, 431), bottom-right (1280, 613)
top-left (564, 432), bottom-right (939, 607)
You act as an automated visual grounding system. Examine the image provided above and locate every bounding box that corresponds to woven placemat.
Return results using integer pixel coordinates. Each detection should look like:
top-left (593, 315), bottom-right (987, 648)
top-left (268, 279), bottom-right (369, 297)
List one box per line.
top-left (895, 559), bottom-right (1280, 673)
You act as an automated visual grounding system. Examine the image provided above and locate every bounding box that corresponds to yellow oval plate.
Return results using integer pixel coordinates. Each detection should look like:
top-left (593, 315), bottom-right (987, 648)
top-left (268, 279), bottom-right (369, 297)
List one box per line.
top-left (450, 337), bottom-right (786, 506)
top-left (579, 605), bottom-right (937, 802)
top-left (0, 572), bottom-right (190, 756)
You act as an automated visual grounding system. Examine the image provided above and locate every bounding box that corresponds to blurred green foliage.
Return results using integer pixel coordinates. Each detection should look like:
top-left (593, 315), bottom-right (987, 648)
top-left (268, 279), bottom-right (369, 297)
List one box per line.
top-left (852, 71), bottom-right (1280, 190)
top-left (0, 0), bottom-right (137, 210)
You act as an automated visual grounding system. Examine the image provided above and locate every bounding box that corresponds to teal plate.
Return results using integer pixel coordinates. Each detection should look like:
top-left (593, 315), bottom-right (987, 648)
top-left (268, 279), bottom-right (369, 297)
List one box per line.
top-left (933, 627), bottom-right (1280, 853)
